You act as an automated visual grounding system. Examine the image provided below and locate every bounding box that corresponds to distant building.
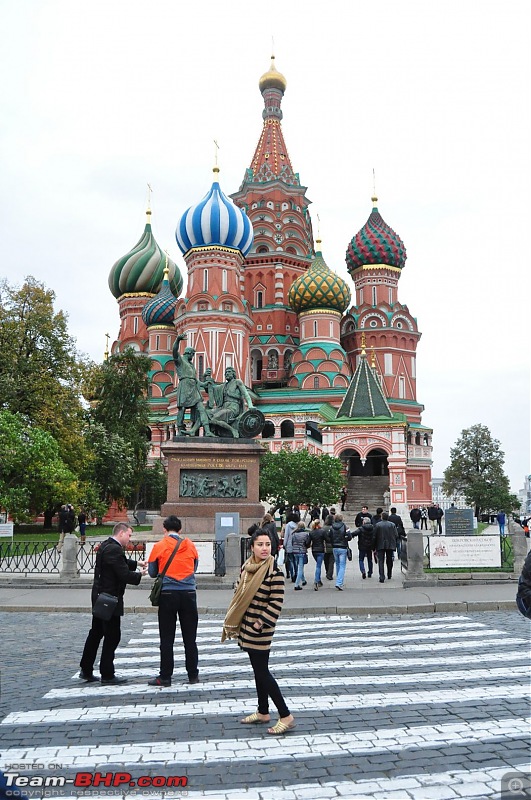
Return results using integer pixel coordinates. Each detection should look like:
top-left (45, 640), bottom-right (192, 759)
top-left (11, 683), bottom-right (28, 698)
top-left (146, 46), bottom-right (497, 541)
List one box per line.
top-left (106, 58), bottom-right (433, 517)
top-left (431, 478), bottom-right (468, 511)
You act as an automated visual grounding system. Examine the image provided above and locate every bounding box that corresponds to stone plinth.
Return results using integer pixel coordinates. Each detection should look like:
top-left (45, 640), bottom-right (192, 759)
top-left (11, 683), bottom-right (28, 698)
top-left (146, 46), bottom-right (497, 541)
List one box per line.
top-left (155, 437), bottom-right (265, 539)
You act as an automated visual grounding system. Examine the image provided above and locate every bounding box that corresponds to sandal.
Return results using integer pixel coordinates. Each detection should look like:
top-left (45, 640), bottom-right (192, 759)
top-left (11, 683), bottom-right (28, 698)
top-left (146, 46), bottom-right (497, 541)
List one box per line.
top-left (241, 712), bottom-right (270, 724)
top-left (267, 718), bottom-right (296, 735)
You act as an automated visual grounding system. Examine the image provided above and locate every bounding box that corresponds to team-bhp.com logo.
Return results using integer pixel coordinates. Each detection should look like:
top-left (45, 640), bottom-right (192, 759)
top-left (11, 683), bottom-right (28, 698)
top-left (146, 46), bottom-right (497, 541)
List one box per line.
top-left (3, 770), bottom-right (188, 794)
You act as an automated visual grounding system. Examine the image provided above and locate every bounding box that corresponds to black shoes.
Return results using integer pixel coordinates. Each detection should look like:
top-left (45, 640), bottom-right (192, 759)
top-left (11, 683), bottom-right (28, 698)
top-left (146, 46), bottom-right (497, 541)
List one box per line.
top-left (302, 580), bottom-right (307, 586)
top-left (318, 581), bottom-right (323, 587)
top-left (148, 677), bottom-right (171, 687)
top-left (362, 572), bottom-right (366, 579)
top-left (101, 676), bottom-right (128, 685)
top-left (188, 676), bottom-right (200, 684)
top-left (379, 578), bottom-right (385, 583)
top-left (294, 586), bottom-right (302, 591)
top-left (79, 671), bottom-right (99, 683)
top-left (336, 586), bottom-right (343, 591)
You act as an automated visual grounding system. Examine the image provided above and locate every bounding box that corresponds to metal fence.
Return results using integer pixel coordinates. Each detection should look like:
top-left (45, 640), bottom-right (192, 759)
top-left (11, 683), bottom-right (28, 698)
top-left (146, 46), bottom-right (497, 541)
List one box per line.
top-left (0, 542), bottom-right (61, 573)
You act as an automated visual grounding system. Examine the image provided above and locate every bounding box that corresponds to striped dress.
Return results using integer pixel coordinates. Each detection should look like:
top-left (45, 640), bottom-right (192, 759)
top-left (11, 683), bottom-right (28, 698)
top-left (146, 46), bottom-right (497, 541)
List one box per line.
top-left (237, 566), bottom-right (285, 652)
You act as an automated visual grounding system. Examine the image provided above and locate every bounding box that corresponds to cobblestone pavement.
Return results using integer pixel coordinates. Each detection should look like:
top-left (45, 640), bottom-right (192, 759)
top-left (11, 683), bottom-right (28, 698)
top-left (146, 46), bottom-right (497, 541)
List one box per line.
top-left (0, 610), bottom-right (530, 800)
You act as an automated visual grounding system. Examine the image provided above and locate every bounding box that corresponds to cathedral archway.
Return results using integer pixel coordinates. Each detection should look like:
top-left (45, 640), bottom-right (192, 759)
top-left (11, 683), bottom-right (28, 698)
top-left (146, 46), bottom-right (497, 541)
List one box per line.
top-left (365, 448), bottom-right (389, 476)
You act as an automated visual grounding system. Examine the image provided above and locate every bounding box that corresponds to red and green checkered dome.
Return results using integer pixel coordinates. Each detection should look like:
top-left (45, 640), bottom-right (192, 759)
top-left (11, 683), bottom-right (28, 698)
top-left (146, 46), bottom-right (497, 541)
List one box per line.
top-left (288, 249), bottom-right (351, 313)
top-left (346, 201), bottom-right (407, 272)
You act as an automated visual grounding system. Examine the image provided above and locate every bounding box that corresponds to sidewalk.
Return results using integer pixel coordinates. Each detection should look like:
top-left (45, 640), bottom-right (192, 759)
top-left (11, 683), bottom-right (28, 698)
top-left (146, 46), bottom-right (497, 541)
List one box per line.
top-left (0, 576), bottom-right (519, 616)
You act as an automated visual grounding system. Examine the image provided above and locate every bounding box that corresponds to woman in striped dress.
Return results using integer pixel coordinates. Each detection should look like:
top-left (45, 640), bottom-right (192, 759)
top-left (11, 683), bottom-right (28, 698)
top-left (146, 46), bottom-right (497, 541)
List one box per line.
top-left (222, 529), bottom-right (295, 735)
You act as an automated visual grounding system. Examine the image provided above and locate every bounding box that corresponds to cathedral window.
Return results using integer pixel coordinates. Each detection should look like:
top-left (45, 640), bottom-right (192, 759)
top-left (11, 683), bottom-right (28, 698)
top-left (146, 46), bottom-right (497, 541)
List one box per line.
top-left (389, 288), bottom-right (393, 305)
top-left (133, 316), bottom-right (138, 334)
top-left (203, 269), bottom-right (208, 292)
top-left (369, 319), bottom-right (378, 328)
top-left (313, 376), bottom-right (319, 388)
top-left (256, 291), bottom-right (264, 308)
top-left (222, 269), bottom-right (227, 292)
top-left (155, 335), bottom-right (160, 350)
top-left (411, 356), bottom-right (416, 378)
top-left (280, 420), bottom-right (295, 438)
top-left (257, 246), bottom-right (269, 254)
top-left (384, 353), bottom-right (393, 375)
top-left (262, 421), bottom-right (275, 439)
top-left (399, 376), bottom-right (406, 399)
top-left (313, 320), bottom-right (318, 337)
top-left (372, 287), bottom-right (377, 306)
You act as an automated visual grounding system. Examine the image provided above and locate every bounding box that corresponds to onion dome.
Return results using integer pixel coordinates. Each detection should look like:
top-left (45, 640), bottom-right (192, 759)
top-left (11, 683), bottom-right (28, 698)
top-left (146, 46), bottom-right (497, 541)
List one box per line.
top-left (141, 264), bottom-right (177, 327)
top-left (108, 210), bottom-right (183, 299)
top-left (259, 55), bottom-right (287, 93)
top-left (288, 244), bottom-right (351, 313)
top-left (346, 197), bottom-right (407, 273)
top-left (176, 168), bottom-right (253, 256)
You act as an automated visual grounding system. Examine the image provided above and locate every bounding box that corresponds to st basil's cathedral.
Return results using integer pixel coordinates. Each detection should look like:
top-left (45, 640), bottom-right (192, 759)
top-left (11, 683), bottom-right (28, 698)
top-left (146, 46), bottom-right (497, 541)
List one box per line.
top-left (107, 57), bottom-right (433, 517)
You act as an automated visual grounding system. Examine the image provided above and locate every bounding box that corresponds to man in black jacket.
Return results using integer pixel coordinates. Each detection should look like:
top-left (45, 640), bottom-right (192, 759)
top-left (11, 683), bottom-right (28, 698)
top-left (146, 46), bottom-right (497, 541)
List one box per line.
top-left (79, 523), bottom-right (145, 684)
top-left (374, 512), bottom-right (398, 583)
top-left (352, 516), bottom-right (375, 579)
top-left (388, 507), bottom-right (405, 557)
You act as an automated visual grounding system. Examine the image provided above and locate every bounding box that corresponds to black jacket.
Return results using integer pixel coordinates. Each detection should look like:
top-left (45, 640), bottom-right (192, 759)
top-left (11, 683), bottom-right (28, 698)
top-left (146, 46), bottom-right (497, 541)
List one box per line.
top-left (355, 511), bottom-right (370, 528)
top-left (410, 508), bottom-right (422, 523)
top-left (374, 520), bottom-right (398, 551)
top-left (428, 506), bottom-right (438, 521)
top-left (352, 522), bottom-right (375, 552)
top-left (517, 550), bottom-right (531, 612)
top-left (326, 521), bottom-right (352, 549)
top-left (91, 537), bottom-right (141, 616)
top-left (388, 513), bottom-right (405, 537)
top-left (308, 527), bottom-right (327, 554)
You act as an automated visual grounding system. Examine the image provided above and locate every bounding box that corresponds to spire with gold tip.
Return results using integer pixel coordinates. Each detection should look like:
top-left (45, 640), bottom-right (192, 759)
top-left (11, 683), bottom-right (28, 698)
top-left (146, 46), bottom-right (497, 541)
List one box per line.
top-left (288, 240), bottom-right (351, 313)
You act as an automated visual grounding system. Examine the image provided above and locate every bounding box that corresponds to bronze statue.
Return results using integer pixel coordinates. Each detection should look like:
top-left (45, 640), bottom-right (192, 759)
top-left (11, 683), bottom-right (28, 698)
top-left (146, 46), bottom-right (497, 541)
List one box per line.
top-left (207, 367), bottom-right (255, 438)
top-left (173, 334), bottom-right (213, 436)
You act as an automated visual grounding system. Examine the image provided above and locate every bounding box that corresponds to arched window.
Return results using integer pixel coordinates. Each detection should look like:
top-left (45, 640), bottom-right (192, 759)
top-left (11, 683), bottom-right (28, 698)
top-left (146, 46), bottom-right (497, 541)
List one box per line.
top-left (415, 432), bottom-right (421, 445)
top-left (280, 420), bottom-right (295, 438)
top-left (313, 375), bottom-right (319, 388)
top-left (256, 291), bottom-right (264, 308)
top-left (133, 316), bottom-right (138, 334)
top-left (257, 246), bottom-right (269, 253)
top-left (222, 269), bottom-right (227, 292)
top-left (262, 421), bottom-right (275, 438)
top-left (203, 269), bottom-right (208, 292)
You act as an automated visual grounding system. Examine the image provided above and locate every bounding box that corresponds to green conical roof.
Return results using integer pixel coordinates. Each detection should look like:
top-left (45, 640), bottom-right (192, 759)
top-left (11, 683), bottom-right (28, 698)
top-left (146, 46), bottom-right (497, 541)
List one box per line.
top-left (336, 352), bottom-right (392, 419)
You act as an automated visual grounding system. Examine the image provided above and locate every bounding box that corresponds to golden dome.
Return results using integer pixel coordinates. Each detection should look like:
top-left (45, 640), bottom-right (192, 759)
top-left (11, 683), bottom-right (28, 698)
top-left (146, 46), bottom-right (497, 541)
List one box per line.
top-left (259, 56), bottom-right (287, 93)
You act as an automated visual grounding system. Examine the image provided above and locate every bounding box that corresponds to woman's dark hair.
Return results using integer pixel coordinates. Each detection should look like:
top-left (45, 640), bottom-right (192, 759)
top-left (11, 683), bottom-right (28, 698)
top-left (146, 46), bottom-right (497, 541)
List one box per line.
top-left (250, 528), bottom-right (271, 546)
top-left (247, 523), bottom-right (260, 536)
top-left (324, 515), bottom-right (334, 525)
top-left (286, 512), bottom-right (297, 523)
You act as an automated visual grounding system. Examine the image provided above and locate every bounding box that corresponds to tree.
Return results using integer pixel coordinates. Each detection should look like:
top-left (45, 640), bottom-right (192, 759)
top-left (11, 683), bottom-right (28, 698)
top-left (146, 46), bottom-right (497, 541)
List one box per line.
top-left (84, 350), bottom-right (152, 503)
top-left (83, 422), bottom-right (136, 507)
top-left (260, 446), bottom-right (344, 509)
top-left (442, 424), bottom-right (519, 519)
top-left (0, 411), bottom-right (80, 522)
top-left (0, 276), bottom-right (91, 476)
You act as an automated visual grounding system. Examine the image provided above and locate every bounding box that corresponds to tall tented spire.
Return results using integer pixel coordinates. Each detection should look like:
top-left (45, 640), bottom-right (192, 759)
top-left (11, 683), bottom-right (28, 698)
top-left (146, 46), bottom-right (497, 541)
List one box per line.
top-left (336, 350), bottom-right (393, 419)
top-left (246, 56), bottom-right (298, 186)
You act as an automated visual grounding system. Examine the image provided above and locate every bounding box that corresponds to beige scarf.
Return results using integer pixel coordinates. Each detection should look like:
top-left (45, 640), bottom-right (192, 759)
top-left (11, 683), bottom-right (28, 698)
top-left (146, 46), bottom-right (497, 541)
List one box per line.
top-left (221, 555), bottom-right (274, 642)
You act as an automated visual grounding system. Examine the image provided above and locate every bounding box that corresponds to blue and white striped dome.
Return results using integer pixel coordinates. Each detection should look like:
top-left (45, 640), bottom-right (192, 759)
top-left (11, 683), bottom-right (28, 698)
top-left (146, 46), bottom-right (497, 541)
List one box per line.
top-left (176, 169), bottom-right (253, 256)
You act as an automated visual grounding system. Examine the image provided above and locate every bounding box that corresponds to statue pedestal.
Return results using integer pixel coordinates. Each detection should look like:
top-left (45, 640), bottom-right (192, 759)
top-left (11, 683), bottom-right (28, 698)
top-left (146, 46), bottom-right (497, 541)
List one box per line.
top-left (155, 437), bottom-right (265, 539)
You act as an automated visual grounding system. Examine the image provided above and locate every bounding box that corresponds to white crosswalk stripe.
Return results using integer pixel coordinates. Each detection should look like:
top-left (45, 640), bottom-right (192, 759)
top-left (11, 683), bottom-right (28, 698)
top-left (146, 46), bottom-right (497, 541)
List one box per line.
top-left (1, 612), bottom-right (530, 800)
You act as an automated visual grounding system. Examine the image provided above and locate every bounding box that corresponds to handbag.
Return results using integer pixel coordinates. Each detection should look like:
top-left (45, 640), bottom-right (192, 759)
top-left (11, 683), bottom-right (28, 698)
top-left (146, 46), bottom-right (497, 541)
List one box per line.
top-left (149, 538), bottom-right (182, 606)
top-left (346, 545), bottom-right (353, 561)
top-left (92, 592), bottom-right (118, 621)
top-left (277, 548), bottom-right (285, 567)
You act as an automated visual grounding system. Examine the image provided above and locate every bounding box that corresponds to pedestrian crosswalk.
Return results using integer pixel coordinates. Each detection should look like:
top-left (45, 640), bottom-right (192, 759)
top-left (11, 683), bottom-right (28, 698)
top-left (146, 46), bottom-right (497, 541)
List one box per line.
top-left (1, 612), bottom-right (530, 799)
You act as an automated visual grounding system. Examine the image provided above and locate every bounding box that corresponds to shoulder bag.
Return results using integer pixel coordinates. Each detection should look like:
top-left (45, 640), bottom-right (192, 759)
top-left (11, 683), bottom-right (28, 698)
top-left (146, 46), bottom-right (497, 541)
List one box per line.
top-left (149, 538), bottom-right (182, 607)
top-left (92, 540), bottom-right (119, 620)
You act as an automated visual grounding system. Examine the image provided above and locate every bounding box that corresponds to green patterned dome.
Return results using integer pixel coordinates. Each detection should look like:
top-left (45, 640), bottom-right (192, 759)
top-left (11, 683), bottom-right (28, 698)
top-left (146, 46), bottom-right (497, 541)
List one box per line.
top-left (108, 210), bottom-right (183, 299)
top-left (288, 249), bottom-right (351, 313)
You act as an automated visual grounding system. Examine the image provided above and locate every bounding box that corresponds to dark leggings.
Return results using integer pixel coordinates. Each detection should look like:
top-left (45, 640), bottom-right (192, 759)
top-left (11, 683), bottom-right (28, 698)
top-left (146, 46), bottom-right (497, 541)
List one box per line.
top-left (247, 648), bottom-right (290, 718)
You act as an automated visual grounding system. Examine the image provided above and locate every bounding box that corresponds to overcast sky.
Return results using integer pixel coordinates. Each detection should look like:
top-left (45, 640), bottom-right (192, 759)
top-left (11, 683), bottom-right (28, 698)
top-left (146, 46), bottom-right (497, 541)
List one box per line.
top-left (1, 0), bottom-right (529, 492)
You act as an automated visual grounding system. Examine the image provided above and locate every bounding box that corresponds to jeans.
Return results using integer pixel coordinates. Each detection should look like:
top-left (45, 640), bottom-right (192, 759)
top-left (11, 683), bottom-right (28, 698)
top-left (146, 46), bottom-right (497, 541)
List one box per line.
top-left (285, 552), bottom-right (296, 581)
top-left (157, 590), bottom-right (199, 681)
top-left (80, 614), bottom-right (121, 680)
top-left (378, 549), bottom-right (394, 581)
top-left (333, 548), bottom-right (348, 588)
top-left (312, 552), bottom-right (324, 583)
top-left (499, 524), bottom-right (505, 536)
top-left (294, 554), bottom-right (306, 588)
top-left (358, 547), bottom-right (373, 576)
top-left (247, 648), bottom-right (290, 718)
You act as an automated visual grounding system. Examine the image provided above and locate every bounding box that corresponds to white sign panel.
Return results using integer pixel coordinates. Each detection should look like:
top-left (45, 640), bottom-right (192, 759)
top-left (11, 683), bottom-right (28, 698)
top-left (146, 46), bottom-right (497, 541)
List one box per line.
top-left (220, 517), bottom-right (233, 528)
top-left (0, 523), bottom-right (14, 539)
top-left (195, 541), bottom-right (215, 574)
top-left (429, 535), bottom-right (501, 568)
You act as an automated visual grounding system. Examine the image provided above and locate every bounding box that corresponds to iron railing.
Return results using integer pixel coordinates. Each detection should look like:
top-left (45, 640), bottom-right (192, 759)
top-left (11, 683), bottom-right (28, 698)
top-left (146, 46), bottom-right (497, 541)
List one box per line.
top-left (0, 542), bottom-right (61, 573)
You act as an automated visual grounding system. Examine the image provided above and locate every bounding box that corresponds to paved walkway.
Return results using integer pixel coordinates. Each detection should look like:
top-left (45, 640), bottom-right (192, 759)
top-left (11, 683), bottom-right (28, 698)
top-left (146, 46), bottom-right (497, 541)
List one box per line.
top-left (0, 576), bottom-right (518, 615)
